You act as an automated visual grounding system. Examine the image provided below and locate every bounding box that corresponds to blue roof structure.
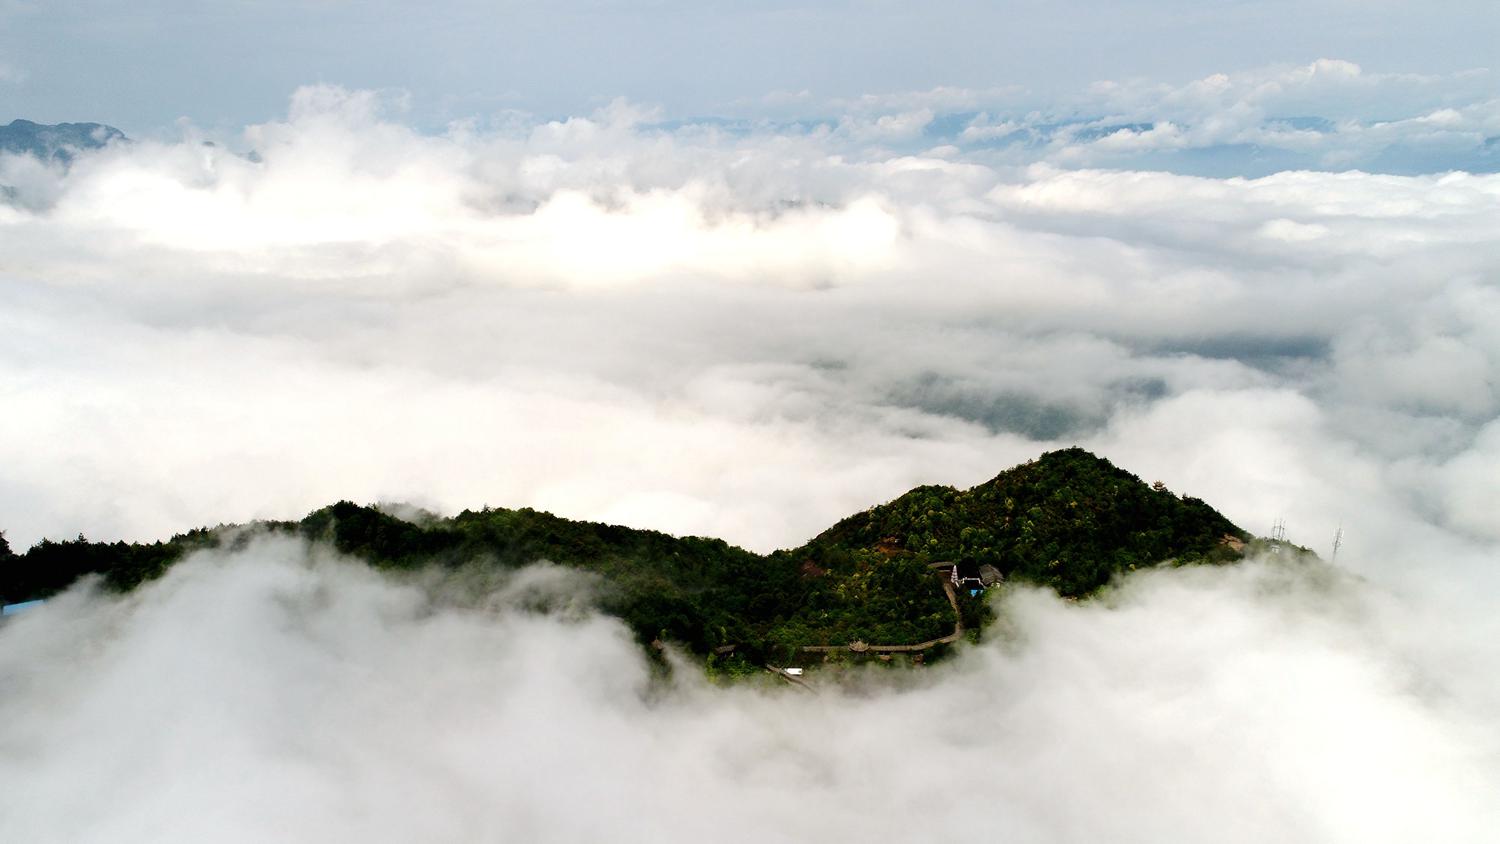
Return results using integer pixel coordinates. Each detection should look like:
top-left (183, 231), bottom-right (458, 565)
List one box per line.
top-left (2, 599), bottom-right (45, 617)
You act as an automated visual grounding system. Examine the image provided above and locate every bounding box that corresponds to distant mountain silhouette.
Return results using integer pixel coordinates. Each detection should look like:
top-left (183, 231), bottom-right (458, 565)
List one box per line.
top-left (0, 119), bottom-right (126, 162)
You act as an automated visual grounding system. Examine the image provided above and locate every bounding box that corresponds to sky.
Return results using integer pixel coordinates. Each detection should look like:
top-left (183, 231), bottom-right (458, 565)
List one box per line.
top-left (1, 1), bottom-right (1497, 133)
top-left (2, 3), bottom-right (1500, 842)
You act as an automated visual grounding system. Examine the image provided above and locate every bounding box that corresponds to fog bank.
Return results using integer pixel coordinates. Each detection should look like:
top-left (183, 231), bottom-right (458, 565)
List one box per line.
top-left (2, 538), bottom-right (1496, 843)
top-left (2, 85), bottom-right (1497, 598)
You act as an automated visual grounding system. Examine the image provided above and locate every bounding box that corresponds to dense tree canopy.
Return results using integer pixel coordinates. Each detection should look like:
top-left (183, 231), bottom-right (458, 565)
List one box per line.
top-left (793, 447), bottom-right (1248, 597)
top-left (0, 449), bottom-right (1251, 659)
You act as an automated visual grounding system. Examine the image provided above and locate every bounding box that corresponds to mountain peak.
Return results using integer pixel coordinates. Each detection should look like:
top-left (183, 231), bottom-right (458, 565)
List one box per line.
top-left (1, 119), bottom-right (128, 162)
top-left (797, 446), bottom-right (1244, 597)
top-left (2, 449), bottom-right (1251, 661)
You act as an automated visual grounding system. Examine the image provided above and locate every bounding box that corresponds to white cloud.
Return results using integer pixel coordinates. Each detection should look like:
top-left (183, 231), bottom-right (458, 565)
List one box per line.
top-left (969, 61), bottom-right (1500, 170)
top-left (2, 539), bottom-right (1497, 842)
top-left (0, 87), bottom-right (1496, 571)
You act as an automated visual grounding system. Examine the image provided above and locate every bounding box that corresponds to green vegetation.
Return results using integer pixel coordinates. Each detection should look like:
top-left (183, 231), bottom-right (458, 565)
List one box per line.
top-left (790, 447), bottom-right (1247, 598)
top-left (0, 449), bottom-right (1252, 662)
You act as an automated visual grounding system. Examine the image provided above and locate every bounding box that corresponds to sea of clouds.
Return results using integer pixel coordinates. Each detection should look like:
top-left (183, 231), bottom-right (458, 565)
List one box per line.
top-left (1, 62), bottom-right (1498, 841)
top-left (2, 539), bottom-right (1497, 842)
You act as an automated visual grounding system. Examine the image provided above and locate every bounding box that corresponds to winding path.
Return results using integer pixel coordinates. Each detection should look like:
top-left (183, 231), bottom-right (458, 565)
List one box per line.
top-left (800, 577), bottom-right (966, 655)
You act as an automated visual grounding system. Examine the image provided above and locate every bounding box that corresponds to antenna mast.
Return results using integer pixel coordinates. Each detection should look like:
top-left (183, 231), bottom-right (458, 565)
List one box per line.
top-left (1267, 518), bottom-right (1287, 554)
top-left (1331, 525), bottom-right (1344, 564)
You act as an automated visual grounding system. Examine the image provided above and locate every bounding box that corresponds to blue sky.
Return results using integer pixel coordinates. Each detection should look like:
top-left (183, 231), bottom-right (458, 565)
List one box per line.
top-left (2, 0), bottom-right (1496, 133)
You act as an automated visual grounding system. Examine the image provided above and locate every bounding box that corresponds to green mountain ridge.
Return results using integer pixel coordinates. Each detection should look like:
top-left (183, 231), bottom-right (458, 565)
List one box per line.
top-left (0, 449), bottom-right (1263, 663)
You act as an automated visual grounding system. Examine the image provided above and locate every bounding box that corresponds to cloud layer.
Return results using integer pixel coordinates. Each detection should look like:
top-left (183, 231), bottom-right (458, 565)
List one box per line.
top-left (2, 84), bottom-right (1497, 584)
top-left (2, 539), bottom-right (1497, 842)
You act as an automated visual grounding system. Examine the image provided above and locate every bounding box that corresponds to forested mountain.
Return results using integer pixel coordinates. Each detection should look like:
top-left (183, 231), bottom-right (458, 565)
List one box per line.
top-left (1, 449), bottom-right (1255, 663)
top-left (791, 447), bottom-right (1247, 597)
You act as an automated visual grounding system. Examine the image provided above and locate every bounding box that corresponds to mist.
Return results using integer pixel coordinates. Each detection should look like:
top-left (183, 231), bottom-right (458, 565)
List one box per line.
top-left (2, 537), bottom-right (1496, 842)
